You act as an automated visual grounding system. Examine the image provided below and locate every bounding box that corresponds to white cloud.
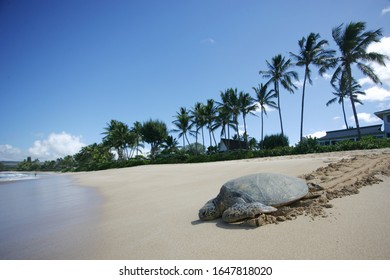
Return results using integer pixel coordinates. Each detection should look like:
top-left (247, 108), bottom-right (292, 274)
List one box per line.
top-left (293, 80), bottom-right (304, 89)
top-left (350, 113), bottom-right (380, 124)
top-left (201, 37), bottom-right (216, 44)
top-left (360, 37), bottom-right (390, 86)
top-left (322, 73), bottom-right (332, 80)
top-left (360, 86), bottom-right (390, 102)
top-left (0, 144), bottom-right (22, 161)
top-left (306, 131), bottom-right (326, 139)
top-left (356, 37), bottom-right (390, 103)
top-left (28, 132), bottom-right (86, 160)
top-left (382, 6), bottom-right (390, 15)
top-left (333, 116), bottom-right (341, 120)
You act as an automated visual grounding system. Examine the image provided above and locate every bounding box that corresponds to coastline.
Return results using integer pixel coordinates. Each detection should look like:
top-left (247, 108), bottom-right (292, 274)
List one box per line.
top-left (71, 148), bottom-right (390, 259)
top-left (0, 174), bottom-right (102, 259)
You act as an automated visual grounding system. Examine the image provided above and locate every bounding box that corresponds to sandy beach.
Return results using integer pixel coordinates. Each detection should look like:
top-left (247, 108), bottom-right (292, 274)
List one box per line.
top-left (72, 148), bottom-right (390, 259)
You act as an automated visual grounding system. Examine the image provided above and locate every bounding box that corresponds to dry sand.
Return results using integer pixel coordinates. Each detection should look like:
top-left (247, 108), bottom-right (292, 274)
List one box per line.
top-left (72, 148), bottom-right (390, 259)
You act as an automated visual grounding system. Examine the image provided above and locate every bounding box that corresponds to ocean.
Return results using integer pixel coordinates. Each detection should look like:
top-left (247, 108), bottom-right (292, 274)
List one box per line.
top-left (0, 173), bottom-right (102, 259)
top-left (0, 171), bottom-right (40, 182)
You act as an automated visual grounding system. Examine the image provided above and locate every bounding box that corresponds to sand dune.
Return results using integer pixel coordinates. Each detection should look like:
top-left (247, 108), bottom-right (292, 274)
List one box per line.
top-left (72, 148), bottom-right (390, 259)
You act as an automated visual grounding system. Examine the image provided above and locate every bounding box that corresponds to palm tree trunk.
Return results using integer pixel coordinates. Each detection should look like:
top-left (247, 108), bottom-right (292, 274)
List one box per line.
top-left (243, 114), bottom-right (248, 146)
top-left (201, 126), bottom-right (205, 148)
top-left (275, 81), bottom-right (284, 135)
top-left (300, 69), bottom-right (308, 142)
top-left (235, 117), bottom-right (240, 149)
top-left (342, 99), bottom-right (348, 129)
top-left (227, 122), bottom-right (230, 151)
top-left (212, 131), bottom-right (217, 147)
top-left (185, 133), bottom-right (191, 147)
top-left (195, 126), bottom-right (199, 147)
top-left (350, 94), bottom-right (361, 139)
top-left (208, 126), bottom-right (212, 148)
top-left (347, 68), bottom-right (361, 140)
top-left (261, 110), bottom-right (264, 149)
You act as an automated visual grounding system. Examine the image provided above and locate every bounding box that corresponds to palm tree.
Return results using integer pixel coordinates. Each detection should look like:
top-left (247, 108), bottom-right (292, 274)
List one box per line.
top-left (172, 107), bottom-right (194, 148)
top-left (252, 83), bottom-right (278, 147)
top-left (102, 120), bottom-right (132, 160)
top-left (190, 102), bottom-right (206, 148)
top-left (227, 88), bottom-right (241, 141)
top-left (214, 105), bottom-right (235, 144)
top-left (218, 88), bottom-right (241, 140)
top-left (238, 91), bottom-right (257, 145)
top-left (130, 121), bottom-right (144, 157)
top-left (203, 99), bottom-right (218, 147)
top-left (218, 89), bottom-right (234, 142)
top-left (327, 76), bottom-right (365, 129)
top-left (290, 32), bottom-right (336, 141)
top-left (331, 21), bottom-right (388, 139)
top-left (161, 135), bottom-right (180, 154)
top-left (259, 54), bottom-right (298, 135)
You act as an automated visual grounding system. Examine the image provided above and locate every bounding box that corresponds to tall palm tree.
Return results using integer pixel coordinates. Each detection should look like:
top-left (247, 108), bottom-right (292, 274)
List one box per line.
top-left (214, 105), bottom-right (235, 144)
top-left (331, 21), bottom-right (388, 139)
top-left (218, 89), bottom-right (234, 142)
top-left (130, 121), bottom-right (144, 157)
top-left (190, 102), bottom-right (206, 148)
top-left (259, 54), bottom-right (298, 136)
top-left (252, 83), bottom-right (278, 147)
top-left (327, 76), bottom-right (365, 129)
top-left (290, 32), bottom-right (336, 141)
top-left (203, 99), bottom-right (218, 147)
top-left (238, 91), bottom-right (257, 145)
top-left (218, 88), bottom-right (241, 140)
top-left (172, 107), bottom-right (194, 148)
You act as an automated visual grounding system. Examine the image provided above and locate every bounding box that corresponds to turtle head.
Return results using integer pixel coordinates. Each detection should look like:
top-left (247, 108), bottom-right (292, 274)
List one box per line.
top-left (198, 199), bottom-right (220, 220)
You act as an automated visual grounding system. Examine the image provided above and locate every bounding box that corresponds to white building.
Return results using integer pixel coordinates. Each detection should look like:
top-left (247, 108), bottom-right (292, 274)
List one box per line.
top-left (318, 109), bottom-right (390, 145)
top-left (374, 109), bottom-right (390, 138)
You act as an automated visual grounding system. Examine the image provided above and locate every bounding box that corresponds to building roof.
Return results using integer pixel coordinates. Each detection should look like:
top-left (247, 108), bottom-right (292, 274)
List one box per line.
top-left (220, 138), bottom-right (248, 150)
top-left (374, 109), bottom-right (390, 120)
top-left (318, 124), bottom-right (383, 141)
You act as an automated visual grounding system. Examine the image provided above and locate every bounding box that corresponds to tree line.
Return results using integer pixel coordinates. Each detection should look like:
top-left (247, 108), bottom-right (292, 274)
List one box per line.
top-left (16, 21), bottom-right (389, 172)
top-left (169, 21), bottom-right (388, 150)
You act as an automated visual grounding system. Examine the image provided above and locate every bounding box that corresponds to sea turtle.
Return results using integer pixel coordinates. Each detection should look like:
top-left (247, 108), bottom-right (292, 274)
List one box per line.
top-left (198, 173), bottom-right (309, 226)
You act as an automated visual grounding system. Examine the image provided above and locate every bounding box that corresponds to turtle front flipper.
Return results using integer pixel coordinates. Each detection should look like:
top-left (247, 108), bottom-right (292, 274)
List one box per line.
top-left (222, 202), bottom-right (277, 223)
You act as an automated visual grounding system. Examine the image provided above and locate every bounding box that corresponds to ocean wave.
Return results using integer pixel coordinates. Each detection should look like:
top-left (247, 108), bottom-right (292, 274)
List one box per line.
top-left (0, 172), bottom-right (39, 182)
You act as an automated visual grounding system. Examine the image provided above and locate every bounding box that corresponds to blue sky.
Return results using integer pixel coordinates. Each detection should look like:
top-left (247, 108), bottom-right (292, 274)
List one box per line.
top-left (1, 0), bottom-right (390, 161)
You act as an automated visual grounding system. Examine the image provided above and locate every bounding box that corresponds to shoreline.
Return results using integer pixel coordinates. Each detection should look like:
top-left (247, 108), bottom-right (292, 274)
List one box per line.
top-left (70, 148), bottom-right (390, 259)
top-left (0, 174), bottom-right (102, 260)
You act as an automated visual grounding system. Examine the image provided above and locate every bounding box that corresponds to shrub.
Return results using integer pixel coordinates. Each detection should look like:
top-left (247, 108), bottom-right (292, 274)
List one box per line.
top-left (260, 134), bottom-right (289, 150)
top-left (295, 137), bottom-right (321, 154)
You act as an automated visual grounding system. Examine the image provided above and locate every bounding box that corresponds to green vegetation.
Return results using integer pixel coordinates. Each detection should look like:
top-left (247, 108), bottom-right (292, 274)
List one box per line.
top-left (259, 134), bottom-right (289, 150)
top-left (13, 21), bottom-right (389, 172)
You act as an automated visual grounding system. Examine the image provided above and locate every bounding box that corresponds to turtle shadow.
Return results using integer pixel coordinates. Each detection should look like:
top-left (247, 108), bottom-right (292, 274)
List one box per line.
top-left (191, 219), bottom-right (256, 230)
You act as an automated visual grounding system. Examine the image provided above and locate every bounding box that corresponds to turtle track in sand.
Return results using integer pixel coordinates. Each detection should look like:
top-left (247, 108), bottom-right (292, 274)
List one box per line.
top-left (253, 150), bottom-right (390, 226)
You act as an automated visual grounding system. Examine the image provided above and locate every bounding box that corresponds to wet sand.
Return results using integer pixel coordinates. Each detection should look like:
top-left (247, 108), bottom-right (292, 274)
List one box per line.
top-left (0, 175), bottom-right (101, 259)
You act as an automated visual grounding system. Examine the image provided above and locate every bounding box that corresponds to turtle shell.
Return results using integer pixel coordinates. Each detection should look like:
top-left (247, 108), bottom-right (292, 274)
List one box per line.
top-left (222, 173), bottom-right (308, 207)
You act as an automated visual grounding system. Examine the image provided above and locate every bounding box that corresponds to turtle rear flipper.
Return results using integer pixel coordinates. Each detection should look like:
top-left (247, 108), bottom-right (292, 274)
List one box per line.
top-left (222, 202), bottom-right (277, 223)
